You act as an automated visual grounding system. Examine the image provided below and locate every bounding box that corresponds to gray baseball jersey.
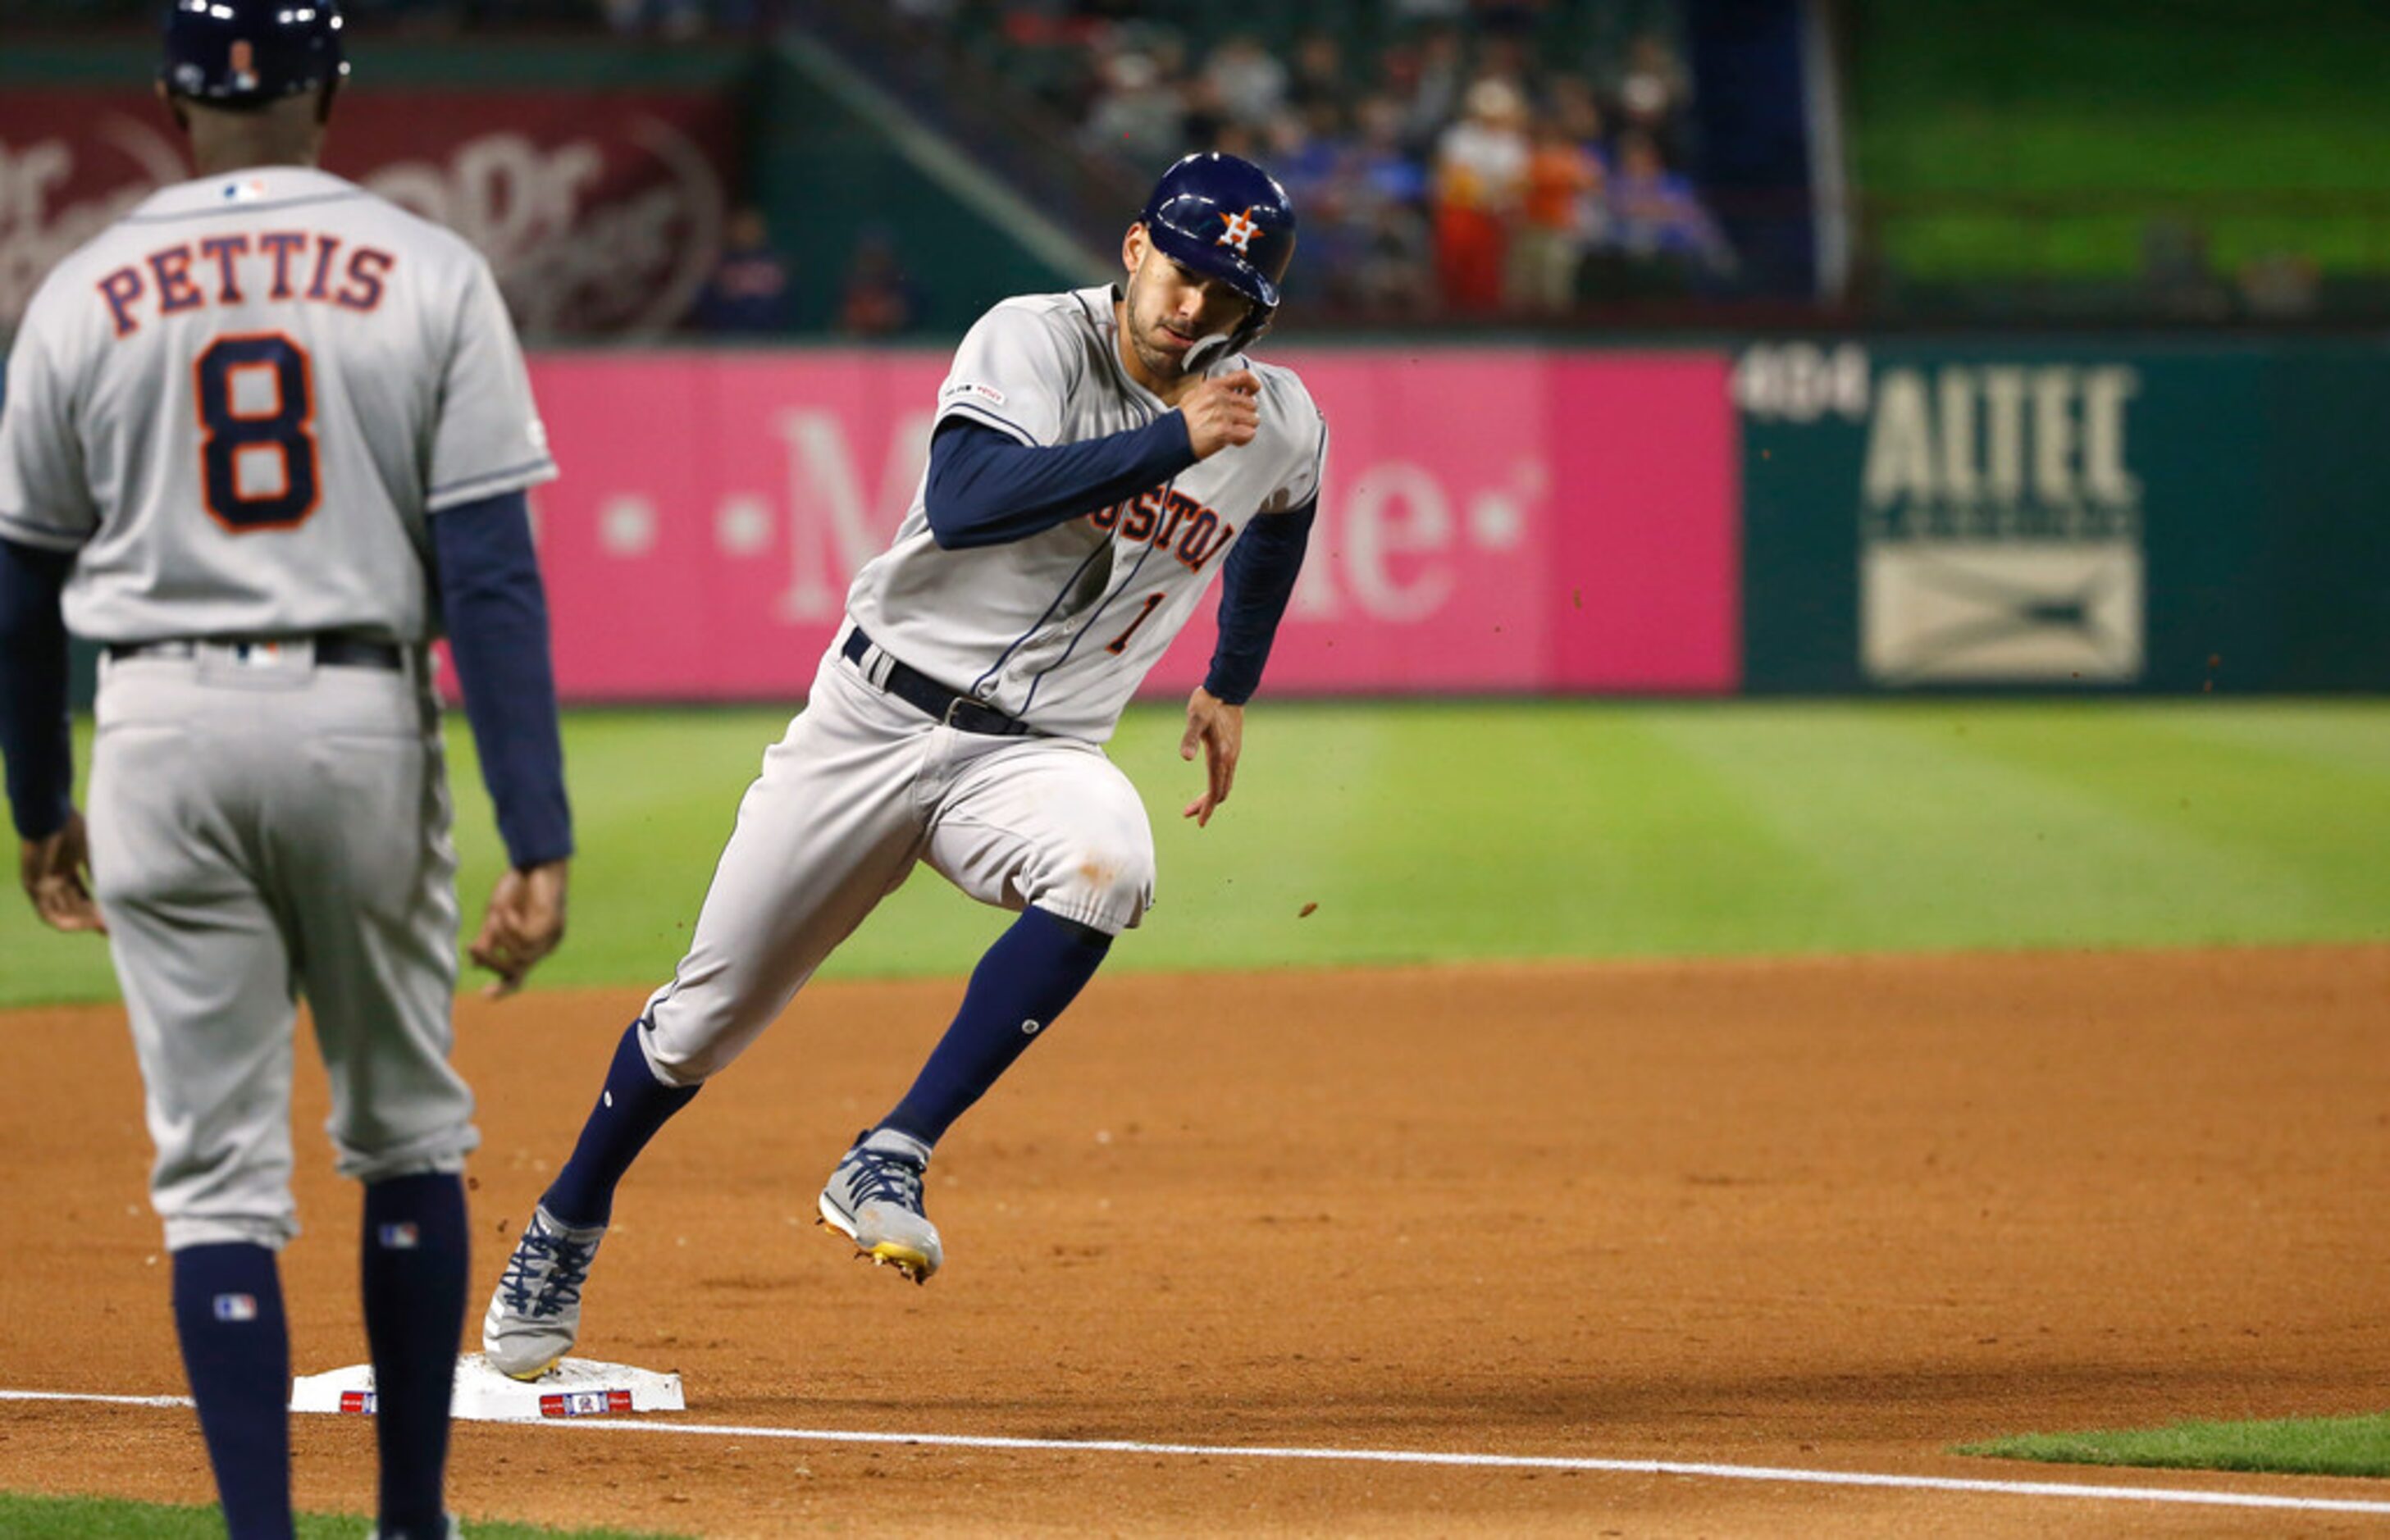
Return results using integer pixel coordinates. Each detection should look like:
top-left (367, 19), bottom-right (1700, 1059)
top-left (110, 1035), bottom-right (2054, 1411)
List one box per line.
top-left (630, 284), bottom-right (1326, 1091)
top-left (0, 163), bottom-right (556, 1252)
top-left (845, 284), bottom-right (1327, 743)
top-left (0, 165), bottom-right (554, 640)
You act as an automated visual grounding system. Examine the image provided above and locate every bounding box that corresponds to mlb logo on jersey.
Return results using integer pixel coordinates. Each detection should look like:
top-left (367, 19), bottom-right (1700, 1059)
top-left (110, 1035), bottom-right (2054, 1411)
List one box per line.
top-left (212, 1293), bottom-right (260, 1323)
top-left (221, 177), bottom-right (271, 203)
top-left (377, 1223), bottom-right (422, 1250)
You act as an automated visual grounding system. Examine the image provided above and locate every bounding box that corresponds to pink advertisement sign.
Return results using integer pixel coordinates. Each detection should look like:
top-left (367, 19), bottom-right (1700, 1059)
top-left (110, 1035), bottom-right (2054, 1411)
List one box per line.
top-left (516, 349), bottom-right (1737, 703)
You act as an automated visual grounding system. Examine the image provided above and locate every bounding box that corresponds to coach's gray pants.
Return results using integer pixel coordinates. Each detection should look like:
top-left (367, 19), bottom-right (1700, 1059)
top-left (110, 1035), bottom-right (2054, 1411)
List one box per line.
top-left (88, 645), bottom-right (477, 1252)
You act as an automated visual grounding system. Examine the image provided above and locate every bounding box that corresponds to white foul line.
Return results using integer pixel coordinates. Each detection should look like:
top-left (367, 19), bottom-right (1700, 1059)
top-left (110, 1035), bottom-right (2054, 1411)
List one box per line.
top-left (6, 1388), bottom-right (2390, 1517)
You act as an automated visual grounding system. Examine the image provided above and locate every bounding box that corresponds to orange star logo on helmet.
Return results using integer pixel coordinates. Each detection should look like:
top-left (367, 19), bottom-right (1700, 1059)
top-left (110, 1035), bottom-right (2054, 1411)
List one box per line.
top-left (1216, 208), bottom-right (1261, 254)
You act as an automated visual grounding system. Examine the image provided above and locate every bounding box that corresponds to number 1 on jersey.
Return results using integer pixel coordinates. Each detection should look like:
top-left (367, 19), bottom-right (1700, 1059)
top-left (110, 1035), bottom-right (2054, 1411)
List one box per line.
top-left (1106, 591), bottom-right (1165, 655)
top-left (195, 334), bottom-right (320, 532)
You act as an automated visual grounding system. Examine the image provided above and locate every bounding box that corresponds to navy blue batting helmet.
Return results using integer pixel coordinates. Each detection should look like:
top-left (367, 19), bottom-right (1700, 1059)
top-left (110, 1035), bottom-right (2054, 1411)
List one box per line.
top-left (1140, 152), bottom-right (1298, 343)
top-left (161, 0), bottom-right (347, 109)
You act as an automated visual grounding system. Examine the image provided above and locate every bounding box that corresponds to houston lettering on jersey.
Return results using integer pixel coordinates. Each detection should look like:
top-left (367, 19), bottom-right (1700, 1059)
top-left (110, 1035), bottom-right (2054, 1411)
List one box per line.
top-left (1087, 485), bottom-right (1234, 572)
top-left (96, 233), bottom-right (395, 337)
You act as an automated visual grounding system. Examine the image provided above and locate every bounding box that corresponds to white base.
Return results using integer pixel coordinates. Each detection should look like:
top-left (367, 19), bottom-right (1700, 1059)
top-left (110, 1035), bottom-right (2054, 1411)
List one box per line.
top-left (290, 1355), bottom-right (685, 1423)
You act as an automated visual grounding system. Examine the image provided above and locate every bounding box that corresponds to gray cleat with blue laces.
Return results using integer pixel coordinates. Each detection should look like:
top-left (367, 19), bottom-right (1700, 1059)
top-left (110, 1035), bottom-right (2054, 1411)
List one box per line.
top-left (481, 1204), bottom-right (606, 1380)
top-left (817, 1128), bottom-right (943, 1284)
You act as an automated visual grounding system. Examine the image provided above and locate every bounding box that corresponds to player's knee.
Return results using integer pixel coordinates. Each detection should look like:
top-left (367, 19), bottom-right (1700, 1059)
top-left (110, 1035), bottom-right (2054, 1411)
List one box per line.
top-left (638, 1012), bottom-right (733, 1087)
top-left (1038, 836), bottom-right (1156, 934)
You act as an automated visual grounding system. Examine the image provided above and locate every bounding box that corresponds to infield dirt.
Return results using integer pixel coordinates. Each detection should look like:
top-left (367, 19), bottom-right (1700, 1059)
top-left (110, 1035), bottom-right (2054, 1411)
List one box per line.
top-left (2, 946), bottom-right (2385, 1537)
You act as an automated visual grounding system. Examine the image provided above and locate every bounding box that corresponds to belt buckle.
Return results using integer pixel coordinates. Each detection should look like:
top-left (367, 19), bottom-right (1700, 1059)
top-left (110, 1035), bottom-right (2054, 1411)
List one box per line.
top-left (942, 696), bottom-right (975, 729)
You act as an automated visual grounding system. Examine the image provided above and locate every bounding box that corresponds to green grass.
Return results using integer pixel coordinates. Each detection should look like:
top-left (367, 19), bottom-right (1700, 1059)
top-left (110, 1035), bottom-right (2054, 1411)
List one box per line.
top-left (5, 699), bottom-right (2388, 1010)
top-left (1849, 0), bottom-right (2390, 279)
top-left (1959, 1413), bottom-right (2390, 1478)
top-left (0, 1492), bottom-right (685, 1539)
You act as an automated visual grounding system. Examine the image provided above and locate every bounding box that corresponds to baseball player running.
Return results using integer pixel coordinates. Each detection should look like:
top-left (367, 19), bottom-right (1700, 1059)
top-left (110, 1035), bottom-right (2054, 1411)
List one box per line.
top-left (0, 5), bottom-right (572, 1538)
top-left (482, 152), bottom-right (1324, 1378)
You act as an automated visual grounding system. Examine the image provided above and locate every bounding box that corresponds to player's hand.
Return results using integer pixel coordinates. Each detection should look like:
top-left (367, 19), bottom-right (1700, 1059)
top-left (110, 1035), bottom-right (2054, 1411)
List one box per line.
top-left (1179, 371), bottom-right (1261, 460)
top-left (470, 858), bottom-right (569, 1000)
top-left (1179, 687), bottom-right (1243, 827)
top-left (19, 809), bottom-right (106, 935)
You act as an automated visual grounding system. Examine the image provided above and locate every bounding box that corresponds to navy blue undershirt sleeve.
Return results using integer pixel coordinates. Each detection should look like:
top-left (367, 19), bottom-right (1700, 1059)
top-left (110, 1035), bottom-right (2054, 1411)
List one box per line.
top-left (431, 490), bottom-right (572, 869)
top-left (924, 416), bottom-right (1198, 550)
top-left (0, 535), bottom-right (75, 841)
top-left (1204, 500), bottom-right (1316, 706)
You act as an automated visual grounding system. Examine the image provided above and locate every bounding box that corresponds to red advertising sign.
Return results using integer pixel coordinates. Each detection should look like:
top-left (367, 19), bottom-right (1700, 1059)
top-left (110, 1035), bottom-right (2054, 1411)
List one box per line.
top-left (0, 88), bottom-right (737, 335)
top-left (515, 349), bottom-right (1740, 703)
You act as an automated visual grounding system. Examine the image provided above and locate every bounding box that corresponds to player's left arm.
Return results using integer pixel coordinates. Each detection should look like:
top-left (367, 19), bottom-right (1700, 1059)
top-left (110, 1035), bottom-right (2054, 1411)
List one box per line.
top-left (1182, 391), bottom-right (1325, 827)
top-left (0, 535), bottom-right (101, 932)
top-left (431, 489), bottom-right (572, 998)
top-left (425, 252), bottom-right (570, 996)
top-left (1182, 496), bottom-right (1317, 827)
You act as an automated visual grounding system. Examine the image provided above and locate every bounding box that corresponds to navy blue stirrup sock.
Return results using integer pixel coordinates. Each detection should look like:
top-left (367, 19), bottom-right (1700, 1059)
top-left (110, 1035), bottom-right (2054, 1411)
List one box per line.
top-left (883, 907), bottom-right (1114, 1147)
top-left (171, 1243), bottom-right (292, 1540)
top-left (541, 1021), bottom-right (700, 1228)
top-left (362, 1173), bottom-right (468, 1540)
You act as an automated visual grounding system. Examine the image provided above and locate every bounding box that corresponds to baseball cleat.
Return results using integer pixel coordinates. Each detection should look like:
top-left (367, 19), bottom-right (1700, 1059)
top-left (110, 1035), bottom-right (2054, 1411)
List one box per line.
top-left (817, 1128), bottom-right (943, 1285)
top-left (481, 1204), bottom-right (607, 1380)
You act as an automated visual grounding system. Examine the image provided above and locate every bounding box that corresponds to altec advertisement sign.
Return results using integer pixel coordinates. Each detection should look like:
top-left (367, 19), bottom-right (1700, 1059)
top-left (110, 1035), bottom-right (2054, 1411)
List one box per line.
top-left (518, 350), bottom-right (1741, 703)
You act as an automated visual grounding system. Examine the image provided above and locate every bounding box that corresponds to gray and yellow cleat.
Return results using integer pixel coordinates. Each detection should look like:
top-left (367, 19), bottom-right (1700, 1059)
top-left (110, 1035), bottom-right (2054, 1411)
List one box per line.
top-left (481, 1204), bottom-right (606, 1381)
top-left (817, 1128), bottom-right (943, 1285)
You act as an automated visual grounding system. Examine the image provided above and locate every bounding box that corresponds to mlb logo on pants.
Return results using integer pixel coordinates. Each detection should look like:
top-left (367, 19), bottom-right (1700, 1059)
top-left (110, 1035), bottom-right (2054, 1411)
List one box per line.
top-left (212, 1293), bottom-right (258, 1323)
top-left (378, 1223), bottom-right (421, 1250)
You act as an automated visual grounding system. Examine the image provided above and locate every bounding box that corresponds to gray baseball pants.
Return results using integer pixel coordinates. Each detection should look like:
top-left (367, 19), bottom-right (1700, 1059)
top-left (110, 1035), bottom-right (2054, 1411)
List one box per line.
top-left (87, 643), bottom-right (477, 1252)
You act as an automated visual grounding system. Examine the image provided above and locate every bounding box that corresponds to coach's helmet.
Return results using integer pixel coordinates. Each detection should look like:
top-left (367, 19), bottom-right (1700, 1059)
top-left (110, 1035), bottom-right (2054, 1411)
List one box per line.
top-left (1139, 152), bottom-right (1298, 355)
top-left (161, 0), bottom-right (348, 109)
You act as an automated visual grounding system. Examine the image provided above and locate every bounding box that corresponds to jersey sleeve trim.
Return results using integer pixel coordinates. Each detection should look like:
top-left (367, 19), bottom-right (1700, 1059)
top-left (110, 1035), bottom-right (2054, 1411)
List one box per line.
top-left (934, 399), bottom-right (1042, 448)
top-left (0, 511), bottom-right (89, 553)
top-left (426, 456), bottom-right (559, 513)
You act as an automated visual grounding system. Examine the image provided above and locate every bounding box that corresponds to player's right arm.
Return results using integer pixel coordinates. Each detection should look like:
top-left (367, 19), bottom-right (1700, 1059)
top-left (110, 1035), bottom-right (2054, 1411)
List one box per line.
top-left (920, 303), bottom-right (1256, 550)
top-left (0, 276), bottom-right (106, 933)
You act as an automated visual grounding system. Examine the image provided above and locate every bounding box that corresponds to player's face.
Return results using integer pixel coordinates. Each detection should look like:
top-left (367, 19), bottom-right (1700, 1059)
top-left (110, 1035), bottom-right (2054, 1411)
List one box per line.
top-left (1122, 226), bottom-right (1253, 379)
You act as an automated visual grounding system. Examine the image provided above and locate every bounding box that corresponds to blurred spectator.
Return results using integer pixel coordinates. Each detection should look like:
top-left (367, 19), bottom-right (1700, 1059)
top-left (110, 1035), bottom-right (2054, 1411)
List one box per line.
top-left (1511, 114), bottom-right (1603, 312)
top-left (2140, 218), bottom-right (2229, 321)
top-left (1204, 34), bottom-right (1289, 129)
top-left (1286, 31), bottom-right (1348, 118)
top-left (1342, 96), bottom-right (1435, 314)
top-left (1082, 49), bottom-right (1186, 166)
top-left (1549, 75), bottom-right (1612, 249)
top-left (1266, 109), bottom-right (1343, 212)
top-left (1432, 77), bottom-right (1530, 313)
top-left (1180, 73), bottom-right (1233, 149)
top-left (1611, 29), bottom-right (1692, 162)
top-left (1349, 94), bottom-right (1431, 212)
top-left (838, 230), bottom-right (923, 337)
top-left (2238, 251), bottom-right (2322, 320)
top-left (1604, 131), bottom-right (1735, 294)
top-left (689, 207), bottom-right (794, 335)
top-left (1398, 29), bottom-right (1471, 155)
